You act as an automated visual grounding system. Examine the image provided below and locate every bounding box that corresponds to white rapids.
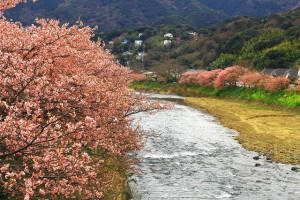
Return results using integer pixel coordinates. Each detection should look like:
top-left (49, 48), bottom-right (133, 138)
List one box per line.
top-left (129, 94), bottom-right (300, 200)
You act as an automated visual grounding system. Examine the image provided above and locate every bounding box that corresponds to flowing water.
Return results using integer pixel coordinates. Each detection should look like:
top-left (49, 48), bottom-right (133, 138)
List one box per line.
top-left (129, 94), bottom-right (300, 200)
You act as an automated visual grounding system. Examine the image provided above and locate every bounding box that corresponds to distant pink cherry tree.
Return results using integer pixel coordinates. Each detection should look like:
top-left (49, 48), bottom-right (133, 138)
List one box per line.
top-left (262, 76), bottom-right (290, 91)
top-left (195, 69), bottom-right (222, 87)
top-left (0, 1), bottom-right (162, 199)
top-left (214, 65), bottom-right (249, 89)
top-left (179, 71), bottom-right (200, 85)
top-left (238, 72), bottom-right (266, 88)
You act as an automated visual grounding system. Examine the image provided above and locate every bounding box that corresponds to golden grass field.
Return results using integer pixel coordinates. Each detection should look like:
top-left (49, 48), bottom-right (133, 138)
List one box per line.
top-left (185, 97), bottom-right (300, 164)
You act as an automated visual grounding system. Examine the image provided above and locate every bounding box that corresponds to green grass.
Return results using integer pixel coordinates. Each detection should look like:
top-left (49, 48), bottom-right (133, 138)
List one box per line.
top-left (130, 81), bottom-right (173, 90)
top-left (130, 81), bottom-right (300, 108)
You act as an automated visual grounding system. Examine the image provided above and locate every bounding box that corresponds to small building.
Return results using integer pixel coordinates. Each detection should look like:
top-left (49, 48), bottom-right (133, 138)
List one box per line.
top-left (261, 68), bottom-right (299, 80)
top-left (164, 33), bottom-right (174, 39)
top-left (134, 40), bottom-right (143, 47)
top-left (122, 39), bottom-right (129, 44)
top-left (284, 69), bottom-right (299, 80)
top-left (187, 31), bottom-right (197, 36)
top-left (163, 40), bottom-right (172, 47)
top-left (272, 68), bottom-right (289, 77)
top-left (122, 51), bottom-right (133, 56)
top-left (136, 52), bottom-right (146, 60)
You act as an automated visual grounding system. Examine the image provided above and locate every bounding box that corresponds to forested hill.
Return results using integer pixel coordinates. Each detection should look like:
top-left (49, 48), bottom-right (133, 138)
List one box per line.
top-left (100, 8), bottom-right (300, 78)
top-left (4, 0), bottom-right (300, 31)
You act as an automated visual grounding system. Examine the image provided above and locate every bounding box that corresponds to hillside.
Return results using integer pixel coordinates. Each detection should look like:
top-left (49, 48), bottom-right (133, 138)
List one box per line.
top-left (4, 0), bottom-right (300, 31)
top-left (100, 8), bottom-right (300, 81)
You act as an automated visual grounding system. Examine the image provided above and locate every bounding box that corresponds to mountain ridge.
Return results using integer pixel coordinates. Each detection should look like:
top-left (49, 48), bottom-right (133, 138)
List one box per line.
top-left (4, 0), bottom-right (300, 31)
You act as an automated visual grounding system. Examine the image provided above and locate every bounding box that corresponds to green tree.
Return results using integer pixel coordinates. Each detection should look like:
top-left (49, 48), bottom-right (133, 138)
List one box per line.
top-left (209, 53), bottom-right (237, 69)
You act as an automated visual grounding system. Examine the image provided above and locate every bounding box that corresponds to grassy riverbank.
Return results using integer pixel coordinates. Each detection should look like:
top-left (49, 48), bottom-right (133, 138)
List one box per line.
top-left (131, 81), bottom-right (300, 108)
top-left (131, 81), bottom-right (300, 164)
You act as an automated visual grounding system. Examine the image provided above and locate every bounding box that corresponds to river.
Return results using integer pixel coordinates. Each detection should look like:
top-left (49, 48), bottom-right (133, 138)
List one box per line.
top-left (129, 94), bottom-right (300, 200)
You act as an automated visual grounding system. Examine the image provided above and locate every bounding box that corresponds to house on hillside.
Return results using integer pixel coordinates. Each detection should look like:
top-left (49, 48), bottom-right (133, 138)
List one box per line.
top-left (261, 68), bottom-right (299, 80)
top-left (261, 68), bottom-right (276, 76)
top-left (164, 33), bottom-right (174, 39)
top-left (122, 39), bottom-right (129, 44)
top-left (285, 69), bottom-right (299, 80)
top-left (134, 40), bottom-right (143, 47)
top-left (163, 40), bottom-right (172, 47)
top-left (272, 68), bottom-right (289, 77)
top-left (122, 51), bottom-right (133, 56)
top-left (187, 31), bottom-right (197, 36)
top-left (136, 52), bottom-right (146, 60)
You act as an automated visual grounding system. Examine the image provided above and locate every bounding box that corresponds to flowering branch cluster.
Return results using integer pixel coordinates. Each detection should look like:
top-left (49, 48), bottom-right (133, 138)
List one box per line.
top-left (0, 1), bottom-right (163, 199)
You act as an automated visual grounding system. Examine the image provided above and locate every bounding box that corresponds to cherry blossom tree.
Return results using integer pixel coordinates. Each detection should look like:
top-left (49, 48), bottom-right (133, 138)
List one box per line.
top-left (238, 72), bottom-right (266, 87)
top-left (262, 76), bottom-right (290, 91)
top-left (179, 69), bottom-right (221, 87)
top-left (214, 65), bottom-right (249, 89)
top-left (179, 71), bottom-right (200, 85)
top-left (195, 69), bottom-right (222, 87)
top-left (0, 1), bottom-right (162, 199)
top-left (0, 0), bottom-right (34, 12)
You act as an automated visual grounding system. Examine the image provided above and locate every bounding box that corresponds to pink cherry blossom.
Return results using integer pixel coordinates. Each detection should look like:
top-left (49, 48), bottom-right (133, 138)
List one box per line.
top-left (214, 65), bottom-right (249, 89)
top-left (0, 1), bottom-right (163, 199)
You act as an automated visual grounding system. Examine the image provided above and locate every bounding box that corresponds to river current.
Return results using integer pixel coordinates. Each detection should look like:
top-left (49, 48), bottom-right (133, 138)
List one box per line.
top-left (129, 94), bottom-right (300, 200)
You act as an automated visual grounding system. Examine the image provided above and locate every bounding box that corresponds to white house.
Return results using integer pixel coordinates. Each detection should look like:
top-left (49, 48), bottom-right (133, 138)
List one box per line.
top-left (122, 51), bottom-right (133, 56)
top-left (187, 31), bottom-right (197, 36)
top-left (164, 33), bottom-right (173, 39)
top-left (261, 68), bottom-right (299, 80)
top-left (134, 40), bottom-right (143, 47)
top-left (136, 52), bottom-right (146, 60)
top-left (163, 40), bottom-right (172, 47)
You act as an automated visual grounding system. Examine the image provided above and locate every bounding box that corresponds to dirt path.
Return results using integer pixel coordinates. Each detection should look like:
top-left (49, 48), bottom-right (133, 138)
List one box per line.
top-left (185, 97), bottom-right (300, 164)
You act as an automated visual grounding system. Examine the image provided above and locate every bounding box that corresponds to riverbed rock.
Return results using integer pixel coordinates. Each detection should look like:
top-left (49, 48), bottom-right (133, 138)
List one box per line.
top-left (291, 167), bottom-right (300, 172)
top-left (253, 156), bottom-right (260, 160)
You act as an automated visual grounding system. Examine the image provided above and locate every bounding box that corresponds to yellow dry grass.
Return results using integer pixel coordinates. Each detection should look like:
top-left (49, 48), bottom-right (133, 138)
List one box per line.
top-left (185, 97), bottom-right (300, 164)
